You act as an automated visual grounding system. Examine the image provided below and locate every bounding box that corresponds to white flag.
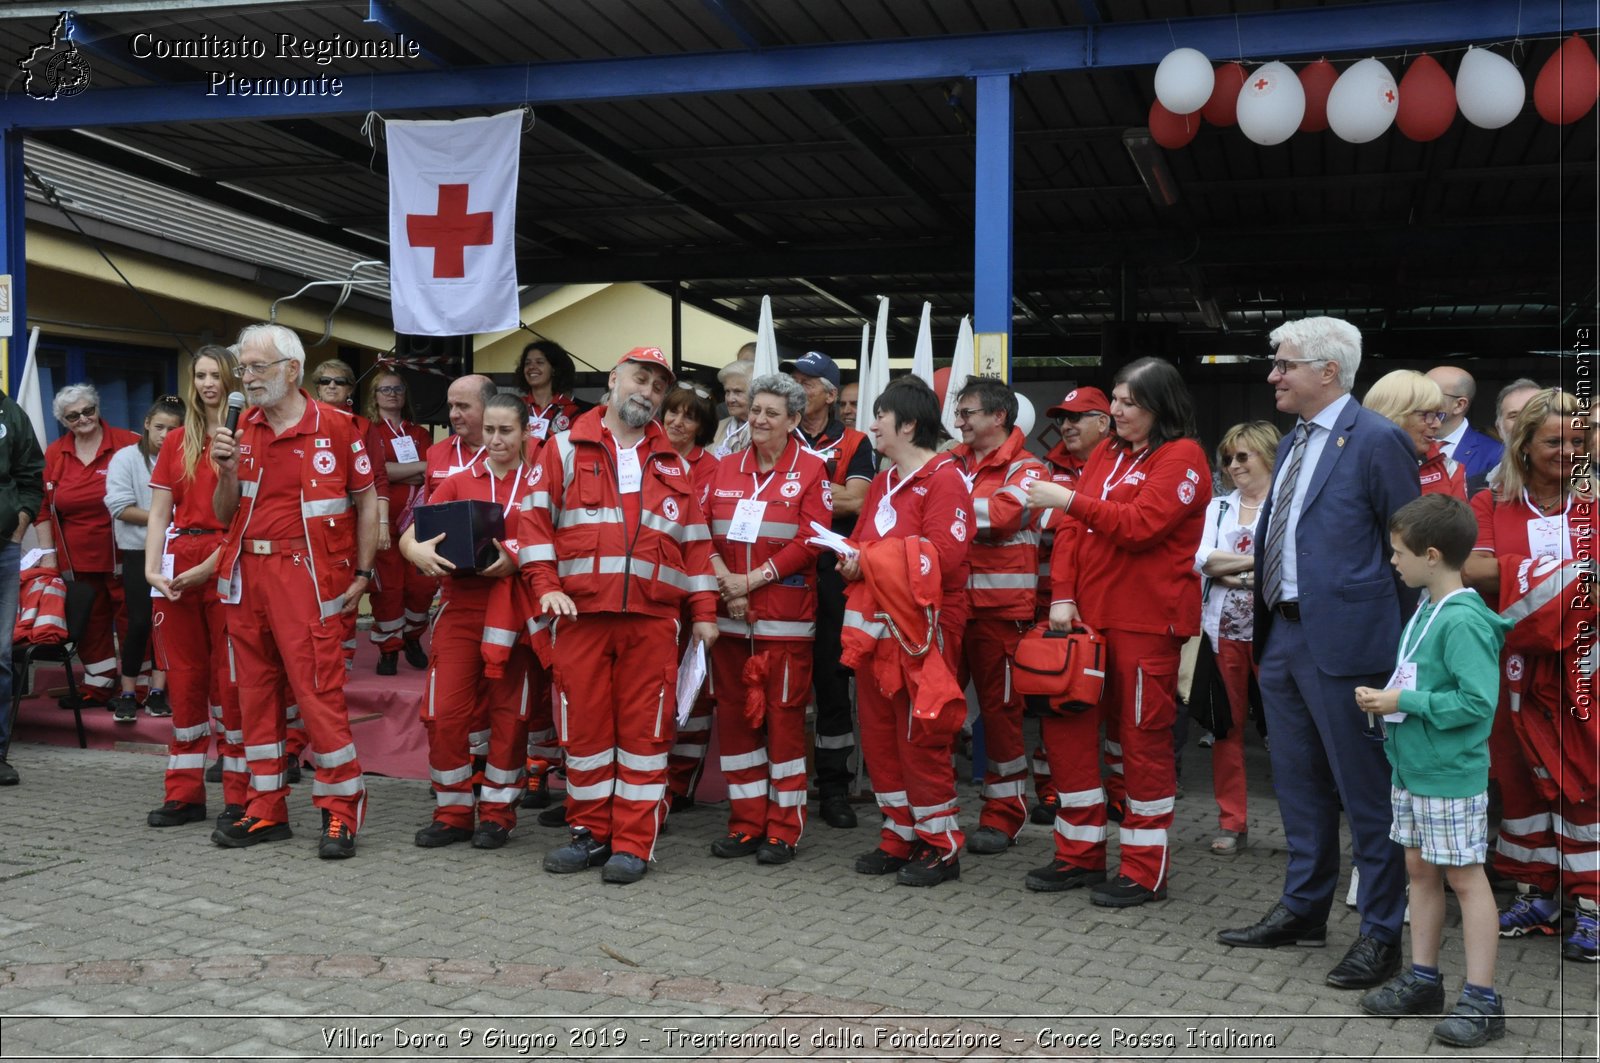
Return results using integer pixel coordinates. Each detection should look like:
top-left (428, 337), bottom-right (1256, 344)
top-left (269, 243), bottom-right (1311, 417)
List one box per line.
top-left (387, 110), bottom-right (521, 336)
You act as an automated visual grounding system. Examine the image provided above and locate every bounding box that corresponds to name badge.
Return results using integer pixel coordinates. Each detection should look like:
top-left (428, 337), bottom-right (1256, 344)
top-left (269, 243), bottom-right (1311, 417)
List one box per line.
top-left (153, 552), bottom-right (175, 599)
top-left (222, 560), bottom-right (242, 606)
top-left (727, 498), bottom-right (767, 544)
top-left (527, 415), bottom-right (550, 441)
top-left (616, 447), bottom-right (642, 494)
top-left (447, 465), bottom-right (469, 476)
top-left (874, 496), bottom-right (897, 537)
top-left (1382, 662), bottom-right (1415, 723)
top-left (1527, 515), bottom-right (1569, 561)
top-left (390, 436), bottom-right (418, 464)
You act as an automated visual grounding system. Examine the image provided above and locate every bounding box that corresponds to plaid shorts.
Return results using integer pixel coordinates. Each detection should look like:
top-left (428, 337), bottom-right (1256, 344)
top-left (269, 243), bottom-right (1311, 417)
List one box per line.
top-left (1389, 787), bottom-right (1489, 867)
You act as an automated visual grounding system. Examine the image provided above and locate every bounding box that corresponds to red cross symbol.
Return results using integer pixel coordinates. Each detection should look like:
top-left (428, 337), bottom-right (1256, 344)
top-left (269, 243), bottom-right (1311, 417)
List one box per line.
top-left (1384, 88), bottom-right (1396, 103)
top-left (1254, 77), bottom-right (1269, 90)
top-left (406, 184), bottom-right (493, 279)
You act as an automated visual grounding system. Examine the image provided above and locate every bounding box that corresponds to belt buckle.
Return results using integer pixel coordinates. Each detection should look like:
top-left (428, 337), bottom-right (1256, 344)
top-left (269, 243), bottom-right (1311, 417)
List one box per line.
top-left (249, 539), bottom-right (271, 555)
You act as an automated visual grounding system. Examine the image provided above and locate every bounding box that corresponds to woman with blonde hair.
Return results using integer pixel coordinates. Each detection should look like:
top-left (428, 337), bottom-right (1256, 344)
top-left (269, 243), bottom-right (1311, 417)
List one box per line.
top-left (1363, 370), bottom-right (1465, 499)
top-left (1464, 389), bottom-right (1598, 961)
top-left (1193, 420), bottom-right (1279, 856)
top-left (143, 345), bottom-right (248, 828)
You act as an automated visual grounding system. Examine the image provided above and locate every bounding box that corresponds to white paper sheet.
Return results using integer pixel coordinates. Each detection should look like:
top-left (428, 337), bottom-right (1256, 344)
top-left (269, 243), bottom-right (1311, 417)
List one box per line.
top-left (675, 638), bottom-right (707, 726)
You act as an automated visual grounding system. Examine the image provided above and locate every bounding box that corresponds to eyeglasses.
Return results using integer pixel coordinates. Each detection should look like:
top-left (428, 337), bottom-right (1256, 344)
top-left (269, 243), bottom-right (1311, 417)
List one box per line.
top-left (234, 358), bottom-right (293, 379)
top-left (316, 377), bottom-right (352, 388)
top-left (374, 384), bottom-right (406, 396)
top-left (1412, 410), bottom-right (1447, 425)
top-left (1224, 452), bottom-right (1253, 465)
top-left (1269, 357), bottom-right (1321, 375)
top-left (62, 405), bottom-right (97, 423)
top-left (954, 407), bottom-right (989, 422)
top-left (675, 382), bottom-right (712, 399)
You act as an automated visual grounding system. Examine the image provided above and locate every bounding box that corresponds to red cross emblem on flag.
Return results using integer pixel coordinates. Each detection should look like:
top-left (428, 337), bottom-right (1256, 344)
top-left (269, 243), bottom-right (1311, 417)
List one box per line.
top-left (407, 184), bottom-right (493, 279)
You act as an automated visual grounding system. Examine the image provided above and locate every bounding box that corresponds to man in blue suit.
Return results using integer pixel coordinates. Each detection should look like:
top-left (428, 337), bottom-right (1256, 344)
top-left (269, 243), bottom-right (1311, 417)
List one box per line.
top-left (1427, 366), bottom-right (1500, 492)
top-left (1217, 317), bottom-right (1419, 991)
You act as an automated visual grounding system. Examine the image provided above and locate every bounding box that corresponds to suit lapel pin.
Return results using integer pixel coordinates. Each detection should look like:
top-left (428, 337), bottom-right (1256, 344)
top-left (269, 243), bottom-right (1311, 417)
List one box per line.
top-left (1336, 436), bottom-right (1346, 448)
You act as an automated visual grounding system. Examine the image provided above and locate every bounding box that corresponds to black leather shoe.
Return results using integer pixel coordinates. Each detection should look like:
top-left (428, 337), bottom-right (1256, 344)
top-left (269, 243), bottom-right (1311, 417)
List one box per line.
top-left (897, 846), bottom-right (959, 887)
top-left (147, 800), bottom-right (206, 827)
top-left (1024, 860), bottom-right (1106, 893)
top-left (414, 820), bottom-right (473, 848)
top-left (1090, 873), bottom-right (1167, 908)
top-left (285, 760), bottom-right (302, 784)
top-left (205, 759), bottom-right (223, 783)
top-left (1216, 902), bottom-right (1329, 949)
top-left (601, 852), bottom-right (648, 884)
top-left (402, 638), bottom-right (430, 670)
top-left (756, 837), bottom-right (796, 865)
top-left (1029, 798), bottom-right (1058, 825)
top-left (520, 771), bottom-right (551, 809)
top-left (710, 832), bottom-right (762, 858)
top-left (966, 826), bottom-right (1015, 855)
top-left (543, 830), bottom-right (609, 873)
top-left (1359, 970), bottom-right (1445, 1016)
top-left (472, 823), bottom-right (510, 850)
top-left (0, 758), bottom-right (18, 786)
top-left (820, 795), bottom-right (858, 828)
top-left (854, 847), bottom-right (908, 875)
top-left (376, 652), bottom-right (398, 676)
top-left (537, 803), bottom-right (569, 828)
top-left (1326, 934), bottom-right (1401, 989)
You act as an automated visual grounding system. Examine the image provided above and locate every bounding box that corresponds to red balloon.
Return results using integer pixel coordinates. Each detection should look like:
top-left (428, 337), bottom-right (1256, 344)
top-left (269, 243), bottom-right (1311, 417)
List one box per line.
top-left (1202, 63), bottom-right (1247, 126)
top-left (1397, 54), bottom-right (1456, 141)
top-left (1148, 99), bottom-right (1199, 149)
top-left (933, 366), bottom-right (952, 405)
top-left (1298, 59), bottom-right (1338, 131)
top-left (1535, 33), bottom-right (1599, 125)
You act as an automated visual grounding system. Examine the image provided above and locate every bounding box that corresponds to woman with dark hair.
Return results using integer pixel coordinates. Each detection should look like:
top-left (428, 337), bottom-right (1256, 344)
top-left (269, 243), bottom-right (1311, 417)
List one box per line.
top-left (842, 376), bottom-right (974, 888)
top-left (659, 378), bottom-right (723, 809)
top-left (1464, 389), bottom-right (1598, 960)
top-left (104, 395), bottom-right (184, 722)
top-left (1025, 356), bottom-right (1212, 906)
top-left (363, 368), bottom-right (436, 675)
top-left (35, 383), bottom-right (141, 709)
top-left (144, 345), bottom-right (245, 827)
top-left (702, 374), bottom-right (829, 863)
top-left (518, 340), bottom-right (587, 442)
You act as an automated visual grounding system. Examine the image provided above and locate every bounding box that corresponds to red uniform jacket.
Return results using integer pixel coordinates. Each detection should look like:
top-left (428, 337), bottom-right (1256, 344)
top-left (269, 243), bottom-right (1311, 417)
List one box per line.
top-left (517, 409), bottom-right (718, 623)
top-left (42, 425), bottom-right (140, 577)
top-left (523, 393), bottom-right (584, 443)
top-left (952, 428), bottom-right (1044, 620)
top-left (14, 567), bottom-right (67, 645)
top-left (705, 436), bottom-right (829, 641)
top-left (849, 453), bottom-right (973, 630)
top-left (1419, 443), bottom-right (1467, 500)
top-left (366, 416), bottom-right (432, 531)
top-left (1050, 436), bottom-right (1212, 636)
top-left (1037, 445), bottom-right (1085, 614)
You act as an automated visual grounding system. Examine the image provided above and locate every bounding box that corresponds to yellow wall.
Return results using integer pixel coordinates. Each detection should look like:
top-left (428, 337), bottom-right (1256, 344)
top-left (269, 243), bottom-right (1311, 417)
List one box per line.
top-left (475, 282), bottom-right (755, 378)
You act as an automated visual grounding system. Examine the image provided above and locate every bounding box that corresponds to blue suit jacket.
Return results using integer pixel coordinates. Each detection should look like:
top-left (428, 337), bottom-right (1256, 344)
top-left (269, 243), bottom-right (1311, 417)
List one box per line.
top-left (1254, 397), bottom-right (1421, 677)
top-left (1452, 424), bottom-right (1502, 484)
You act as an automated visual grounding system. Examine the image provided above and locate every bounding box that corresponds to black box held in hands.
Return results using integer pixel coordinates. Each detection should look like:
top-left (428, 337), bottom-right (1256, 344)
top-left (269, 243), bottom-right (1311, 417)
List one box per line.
top-left (411, 499), bottom-right (505, 574)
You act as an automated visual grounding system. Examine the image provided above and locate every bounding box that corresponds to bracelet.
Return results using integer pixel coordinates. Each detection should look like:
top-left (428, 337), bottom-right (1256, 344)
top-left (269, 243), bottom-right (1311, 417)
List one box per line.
top-left (354, 568), bottom-right (376, 581)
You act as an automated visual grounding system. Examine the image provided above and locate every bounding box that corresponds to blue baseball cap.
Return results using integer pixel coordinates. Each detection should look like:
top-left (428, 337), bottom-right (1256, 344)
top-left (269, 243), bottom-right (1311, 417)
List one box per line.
top-left (780, 351), bottom-right (840, 389)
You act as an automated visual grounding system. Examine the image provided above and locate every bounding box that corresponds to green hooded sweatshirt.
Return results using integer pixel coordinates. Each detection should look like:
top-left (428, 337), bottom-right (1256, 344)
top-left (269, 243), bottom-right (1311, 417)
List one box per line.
top-left (1385, 589), bottom-right (1514, 798)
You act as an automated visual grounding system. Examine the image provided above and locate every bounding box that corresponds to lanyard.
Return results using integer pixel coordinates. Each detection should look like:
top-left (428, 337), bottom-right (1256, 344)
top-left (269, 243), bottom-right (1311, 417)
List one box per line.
top-left (454, 438), bottom-right (486, 469)
top-left (383, 417), bottom-right (407, 439)
top-left (1398, 588), bottom-right (1472, 663)
top-left (742, 442), bottom-right (794, 499)
top-left (1100, 447), bottom-right (1151, 500)
top-left (881, 462), bottom-right (920, 506)
top-left (488, 463), bottom-right (526, 517)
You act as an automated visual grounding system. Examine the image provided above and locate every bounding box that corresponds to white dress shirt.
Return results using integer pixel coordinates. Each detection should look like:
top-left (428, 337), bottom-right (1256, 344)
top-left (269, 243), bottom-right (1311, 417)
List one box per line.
top-left (1271, 392), bottom-right (1352, 604)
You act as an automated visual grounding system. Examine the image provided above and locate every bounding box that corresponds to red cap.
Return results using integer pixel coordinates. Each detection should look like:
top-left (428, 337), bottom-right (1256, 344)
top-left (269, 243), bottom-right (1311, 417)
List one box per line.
top-left (1047, 386), bottom-right (1110, 418)
top-left (616, 346), bottom-right (675, 384)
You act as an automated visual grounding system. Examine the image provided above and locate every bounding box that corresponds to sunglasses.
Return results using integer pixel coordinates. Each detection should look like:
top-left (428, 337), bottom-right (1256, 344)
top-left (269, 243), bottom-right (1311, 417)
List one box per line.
top-left (62, 405), bottom-right (98, 423)
top-left (374, 385), bottom-right (406, 396)
top-left (156, 394), bottom-right (183, 406)
top-left (1223, 452), bottom-right (1253, 465)
top-left (1058, 411), bottom-right (1101, 424)
top-left (316, 377), bottom-right (352, 388)
top-left (675, 382), bottom-right (712, 399)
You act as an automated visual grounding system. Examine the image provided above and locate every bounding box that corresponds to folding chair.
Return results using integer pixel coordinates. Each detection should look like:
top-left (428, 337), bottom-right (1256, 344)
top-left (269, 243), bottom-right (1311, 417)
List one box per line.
top-left (3, 579), bottom-right (100, 757)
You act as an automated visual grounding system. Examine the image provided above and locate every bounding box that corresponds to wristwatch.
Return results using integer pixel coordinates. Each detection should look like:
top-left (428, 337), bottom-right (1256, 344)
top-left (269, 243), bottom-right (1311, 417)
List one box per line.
top-left (354, 568), bottom-right (376, 581)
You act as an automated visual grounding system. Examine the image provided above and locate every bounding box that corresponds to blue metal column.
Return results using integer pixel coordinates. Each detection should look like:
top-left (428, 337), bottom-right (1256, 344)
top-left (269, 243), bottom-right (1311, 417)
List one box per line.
top-left (0, 128), bottom-right (25, 393)
top-left (973, 74), bottom-right (1013, 382)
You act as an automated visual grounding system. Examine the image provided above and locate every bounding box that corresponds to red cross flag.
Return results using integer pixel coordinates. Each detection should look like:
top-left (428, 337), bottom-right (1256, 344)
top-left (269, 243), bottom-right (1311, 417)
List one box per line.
top-left (386, 110), bottom-right (521, 336)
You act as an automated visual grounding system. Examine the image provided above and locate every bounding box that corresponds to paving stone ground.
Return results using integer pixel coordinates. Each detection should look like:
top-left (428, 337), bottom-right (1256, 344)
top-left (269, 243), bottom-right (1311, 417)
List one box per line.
top-left (0, 731), bottom-right (1593, 1062)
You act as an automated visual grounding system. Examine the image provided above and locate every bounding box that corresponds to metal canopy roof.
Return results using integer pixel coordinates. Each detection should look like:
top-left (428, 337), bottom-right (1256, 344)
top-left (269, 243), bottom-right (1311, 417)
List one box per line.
top-left (2, 0), bottom-right (1595, 366)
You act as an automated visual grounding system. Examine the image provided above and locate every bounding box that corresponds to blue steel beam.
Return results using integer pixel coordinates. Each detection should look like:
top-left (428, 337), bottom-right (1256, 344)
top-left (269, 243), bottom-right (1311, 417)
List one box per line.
top-left (3, 0), bottom-right (1592, 129)
top-left (1, 130), bottom-right (24, 390)
top-left (972, 75), bottom-right (1014, 375)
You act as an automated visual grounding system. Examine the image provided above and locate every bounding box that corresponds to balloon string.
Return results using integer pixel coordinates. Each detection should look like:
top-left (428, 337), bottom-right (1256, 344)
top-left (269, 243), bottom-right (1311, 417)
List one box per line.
top-left (1233, 15), bottom-right (1243, 62)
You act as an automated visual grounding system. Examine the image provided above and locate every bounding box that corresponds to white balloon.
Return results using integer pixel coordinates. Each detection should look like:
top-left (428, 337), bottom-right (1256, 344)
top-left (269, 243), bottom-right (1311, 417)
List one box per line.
top-left (1155, 48), bottom-right (1215, 115)
top-left (1327, 58), bottom-right (1399, 143)
top-left (1456, 46), bottom-right (1525, 129)
top-left (1014, 393), bottom-right (1035, 437)
top-left (1236, 62), bottom-right (1306, 146)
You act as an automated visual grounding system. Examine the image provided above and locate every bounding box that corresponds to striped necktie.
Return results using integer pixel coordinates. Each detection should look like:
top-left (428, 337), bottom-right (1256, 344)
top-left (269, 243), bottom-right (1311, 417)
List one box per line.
top-left (1261, 423), bottom-right (1310, 608)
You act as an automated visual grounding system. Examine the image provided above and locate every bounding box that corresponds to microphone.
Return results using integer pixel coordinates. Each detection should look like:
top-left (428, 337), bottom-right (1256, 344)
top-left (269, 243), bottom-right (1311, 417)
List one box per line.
top-left (224, 392), bottom-right (245, 434)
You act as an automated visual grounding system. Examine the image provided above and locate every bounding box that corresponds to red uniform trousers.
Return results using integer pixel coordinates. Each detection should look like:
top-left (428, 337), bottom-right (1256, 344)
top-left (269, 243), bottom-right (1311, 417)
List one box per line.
top-left (960, 618), bottom-right (1030, 837)
top-left (423, 597), bottom-right (533, 830)
top-left (1489, 700), bottom-right (1558, 889)
top-left (1041, 628), bottom-right (1182, 890)
top-left (1211, 636), bottom-right (1256, 834)
top-left (859, 622), bottom-right (967, 859)
top-left (524, 667), bottom-right (559, 785)
top-left (152, 534), bottom-right (244, 807)
top-left (1031, 717), bottom-right (1125, 812)
top-left (228, 552), bottom-right (366, 827)
top-left (666, 689), bottom-right (713, 802)
top-left (711, 638), bottom-right (812, 845)
top-left (74, 571), bottom-right (126, 701)
top-left (550, 613), bottom-right (679, 860)
top-left (371, 541), bottom-right (435, 653)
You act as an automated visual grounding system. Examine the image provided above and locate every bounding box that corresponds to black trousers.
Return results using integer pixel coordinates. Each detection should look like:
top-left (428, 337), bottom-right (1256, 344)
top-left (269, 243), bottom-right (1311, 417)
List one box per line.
top-left (810, 556), bottom-right (855, 799)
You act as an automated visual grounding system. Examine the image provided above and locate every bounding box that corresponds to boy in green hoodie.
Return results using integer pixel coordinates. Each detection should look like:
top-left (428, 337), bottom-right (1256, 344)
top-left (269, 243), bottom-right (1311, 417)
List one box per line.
top-left (1353, 494), bottom-right (1513, 1048)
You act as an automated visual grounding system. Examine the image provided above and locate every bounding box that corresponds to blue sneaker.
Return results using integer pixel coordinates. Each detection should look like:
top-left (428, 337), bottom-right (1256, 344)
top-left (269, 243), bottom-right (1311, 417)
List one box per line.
top-left (1432, 992), bottom-right (1505, 1048)
top-left (1499, 889), bottom-right (1561, 938)
top-left (1564, 898), bottom-right (1598, 962)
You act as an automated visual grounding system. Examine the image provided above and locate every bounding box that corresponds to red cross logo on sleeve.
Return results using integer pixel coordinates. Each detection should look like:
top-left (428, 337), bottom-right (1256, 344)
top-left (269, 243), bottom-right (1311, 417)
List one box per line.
top-left (406, 184), bottom-right (493, 278)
